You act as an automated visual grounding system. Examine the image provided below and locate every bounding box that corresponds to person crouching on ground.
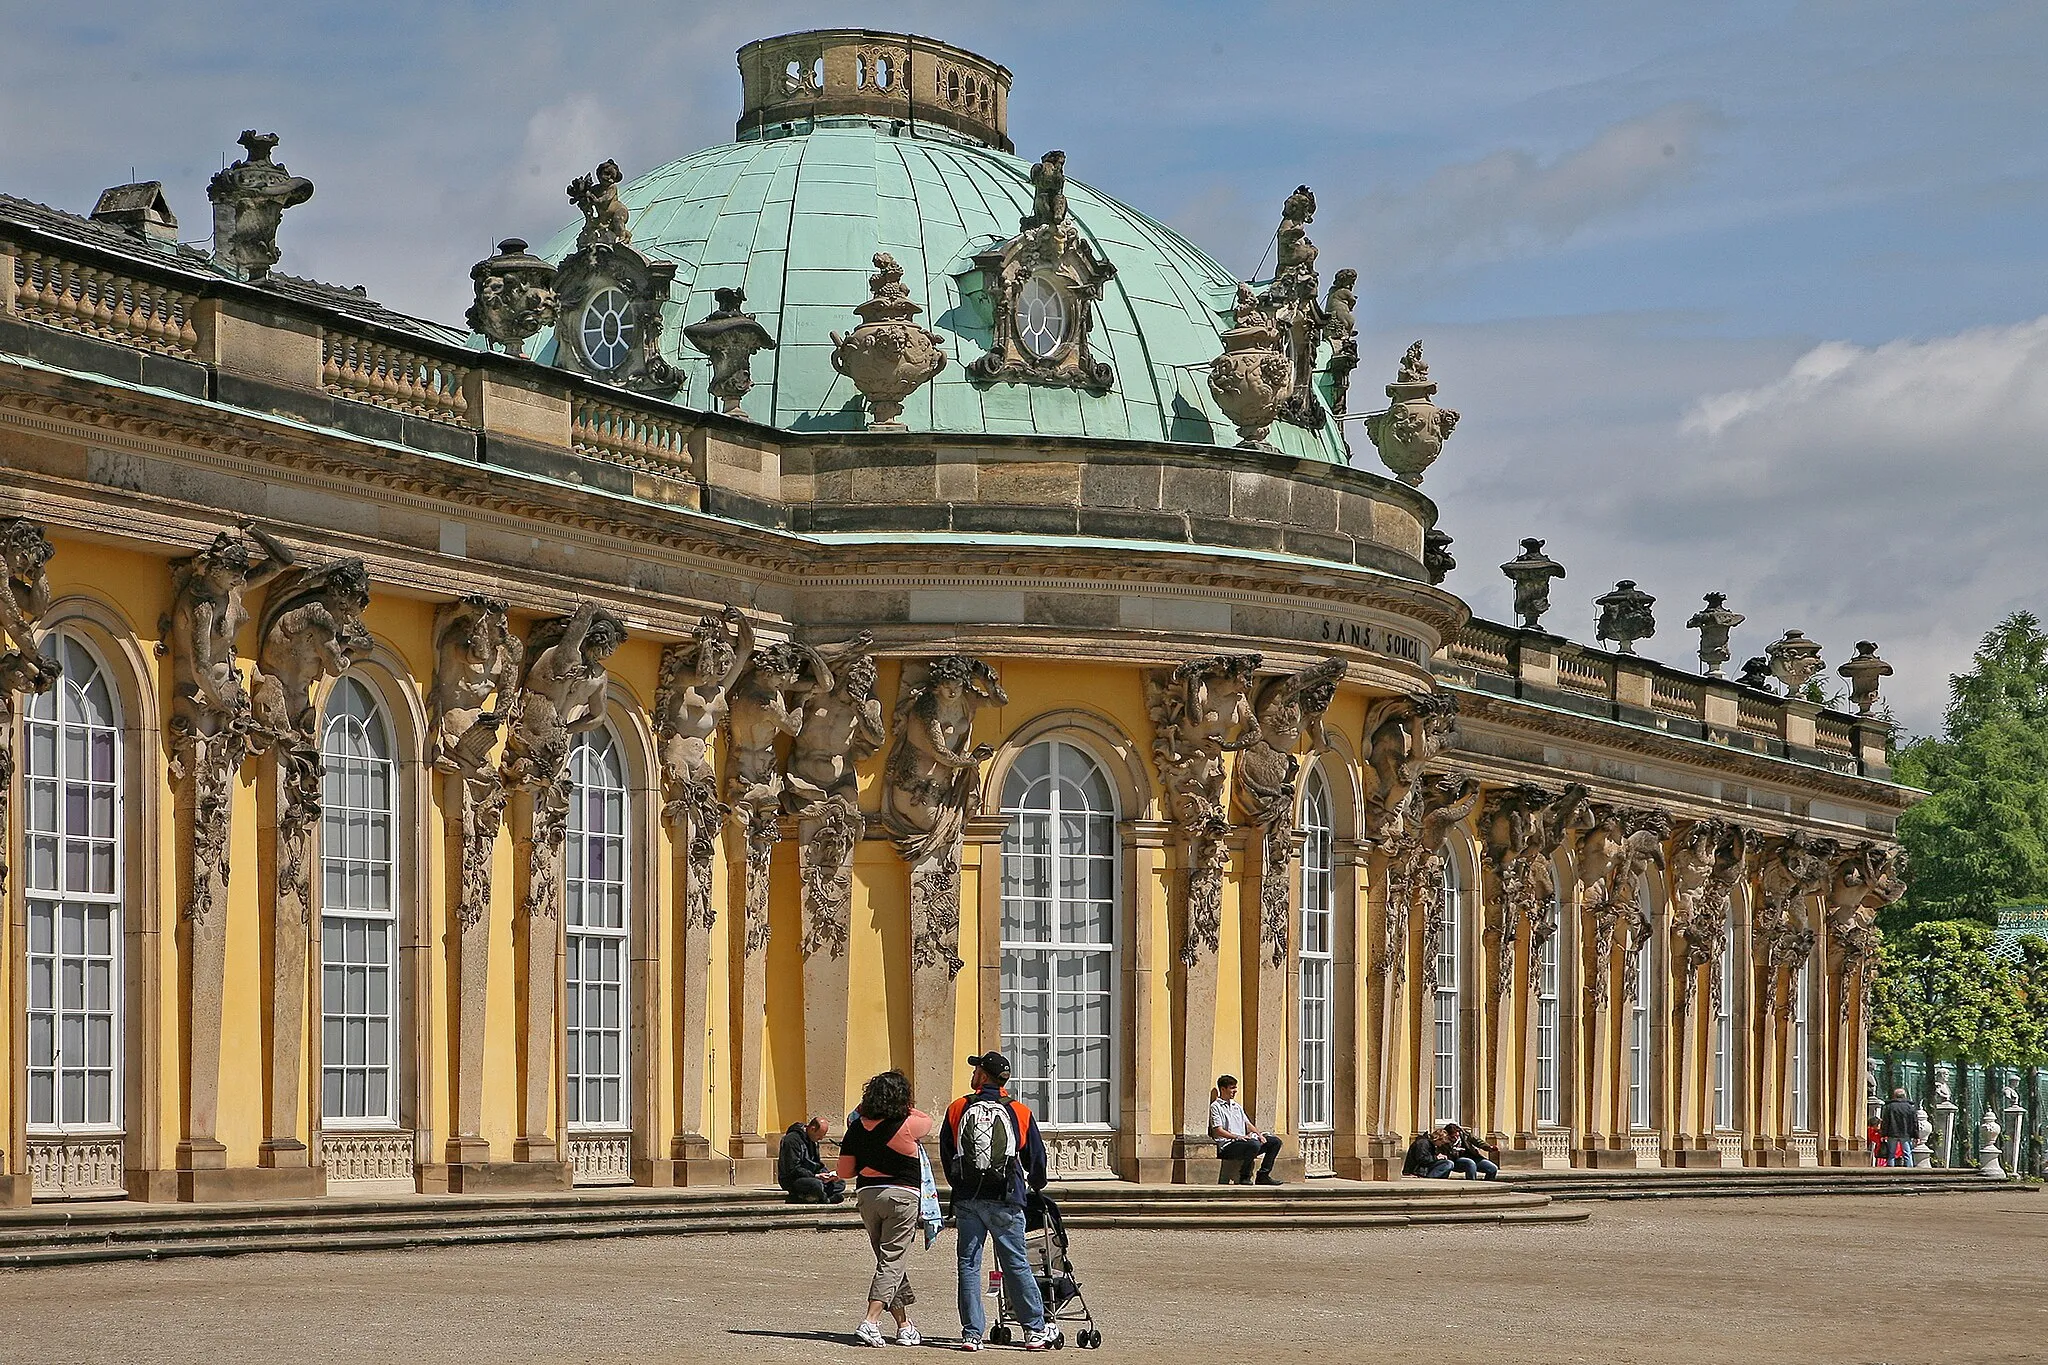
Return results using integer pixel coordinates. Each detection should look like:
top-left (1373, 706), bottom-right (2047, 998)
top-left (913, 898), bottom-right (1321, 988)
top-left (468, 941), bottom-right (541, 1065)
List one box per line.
top-left (1403, 1127), bottom-right (1455, 1178)
top-left (836, 1070), bottom-right (934, 1348)
top-left (1444, 1123), bottom-right (1499, 1180)
top-left (779, 1115), bottom-right (845, 1205)
top-left (940, 1050), bottom-right (1052, 1353)
top-left (1209, 1074), bottom-right (1284, 1185)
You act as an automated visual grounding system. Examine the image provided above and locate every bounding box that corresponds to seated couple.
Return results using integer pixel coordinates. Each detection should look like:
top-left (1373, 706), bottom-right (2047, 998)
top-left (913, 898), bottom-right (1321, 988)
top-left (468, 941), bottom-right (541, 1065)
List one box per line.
top-left (1402, 1124), bottom-right (1499, 1180)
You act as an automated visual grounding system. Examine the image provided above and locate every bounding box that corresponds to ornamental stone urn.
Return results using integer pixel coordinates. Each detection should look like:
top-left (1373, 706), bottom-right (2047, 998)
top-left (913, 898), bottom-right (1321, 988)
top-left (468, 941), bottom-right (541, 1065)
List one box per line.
top-left (1686, 592), bottom-right (1745, 679)
top-left (1594, 580), bottom-right (1656, 655)
top-left (1978, 1107), bottom-right (2006, 1179)
top-left (830, 253), bottom-right (946, 430)
top-left (1838, 641), bottom-right (1894, 716)
top-left (467, 238), bottom-right (560, 355)
top-left (1207, 284), bottom-right (1293, 451)
top-left (1501, 538), bottom-right (1565, 631)
top-left (1766, 629), bottom-right (1826, 696)
top-left (1366, 340), bottom-right (1458, 487)
top-left (683, 286), bottom-right (778, 418)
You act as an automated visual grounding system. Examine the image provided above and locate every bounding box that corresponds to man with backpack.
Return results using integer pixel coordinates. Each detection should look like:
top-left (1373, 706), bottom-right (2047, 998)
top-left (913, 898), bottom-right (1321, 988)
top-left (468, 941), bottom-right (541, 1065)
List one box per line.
top-left (940, 1050), bottom-right (1052, 1352)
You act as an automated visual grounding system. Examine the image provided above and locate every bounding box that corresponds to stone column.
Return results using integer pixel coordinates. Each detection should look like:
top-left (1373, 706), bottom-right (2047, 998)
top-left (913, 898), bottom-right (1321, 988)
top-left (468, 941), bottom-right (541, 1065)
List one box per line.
top-left (907, 844), bottom-right (966, 1128)
top-left (0, 522), bottom-right (56, 1205)
top-left (1243, 822), bottom-right (1300, 1174)
top-left (798, 800), bottom-right (859, 1133)
top-left (445, 770), bottom-right (501, 1173)
top-left (728, 807), bottom-right (775, 1180)
top-left (1121, 820), bottom-right (1171, 1182)
top-left (1368, 848), bottom-right (1412, 1175)
top-left (1172, 828), bottom-right (1229, 1179)
top-left (669, 793), bottom-right (722, 1181)
top-left (512, 783), bottom-right (565, 1167)
top-left (1579, 918), bottom-right (1618, 1165)
top-left (256, 758), bottom-right (320, 1190)
top-left (1329, 839), bottom-right (1371, 1180)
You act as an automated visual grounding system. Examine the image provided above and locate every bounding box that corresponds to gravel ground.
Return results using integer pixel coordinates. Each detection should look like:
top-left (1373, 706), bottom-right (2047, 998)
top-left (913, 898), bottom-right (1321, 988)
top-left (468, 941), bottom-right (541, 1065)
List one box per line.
top-left (4, 1192), bottom-right (2043, 1364)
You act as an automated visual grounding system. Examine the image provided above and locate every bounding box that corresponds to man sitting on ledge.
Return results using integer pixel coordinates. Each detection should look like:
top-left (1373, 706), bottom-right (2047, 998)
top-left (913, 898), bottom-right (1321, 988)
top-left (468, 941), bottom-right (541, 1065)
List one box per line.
top-left (1209, 1075), bottom-right (1284, 1185)
top-left (1444, 1123), bottom-right (1500, 1181)
top-left (778, 1115), bottom-right (846, 1204)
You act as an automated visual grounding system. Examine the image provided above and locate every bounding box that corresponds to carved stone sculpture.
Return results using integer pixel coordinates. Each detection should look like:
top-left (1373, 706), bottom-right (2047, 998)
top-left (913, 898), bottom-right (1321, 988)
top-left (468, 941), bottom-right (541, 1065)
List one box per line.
top-left (725, 642), bottom-right (828, 958)
top-left (1766, 629), bottom-right (1826, 697)
top-left (1322, 268), bottom-right (1360, 417)
top-left (248, 557), bottom-right (372, 1164)
top-left (683, 287), bottom-right (778, 418)
top-left (1366, 342), bottom-right (1458, 487)
top-left (1147, 654), bottom-right (1263, 963)
top-left (787, 632), bottom-right (885, 952)
top-left (1758, 831), bottom-right (1832, 1016)
top-left (1424, 529), bottom-right (1456, 586)
top-left (969, 157), bottom-right (1117, 391)
top-left (654, 607), bottom-right (751, 931)
top-left (832, 253), bottom-right (948, 429)
top-left (1686, 593), bottom-right (1745, 679)
top-left (1501, 539), bottom-right (1566, 631)
top-left (1232, 660), bottom-right (1343, 965)
top-left (206, 131), bottom-right (314, 281)
top-left (1838, 642), bottom-right (1894, 717)
top-left (1022, 149), bottom-right (1068, 230)
top-left (1668, 819), bottom-right (1755, 1018)
top-left (1266, 186), bottom-right (1328, 432)
top-left (1823, 843), bottom-right (1905, 1021)
top-left (1208, 284), bottom-right (1293, 451)
top-left (0, 520), bottom-right (59, 914)
top-left (884, 654), bottom-right (1006, 972)
top-left (429, 596), bottom-right (523, 927)
top-left (1360, 691), bottom-right (1458, 842)
top-left (467, 238), bottom-right (559, 355)
top-left (1737, 656), bottom-right (1773, 691)
top-left (1413, 777), bottom-right (1484, 995)
top-left (1575, 805), bottom-right (1669, 1010)
top-left (160, 523), bottom-right (294, 1163)
top-left (567, 159), bottom-right (632, 248)
top-left (1594, 580), bottom-right (1656, 655)
top-left (1482, 782), bottom-right (1592, 1000)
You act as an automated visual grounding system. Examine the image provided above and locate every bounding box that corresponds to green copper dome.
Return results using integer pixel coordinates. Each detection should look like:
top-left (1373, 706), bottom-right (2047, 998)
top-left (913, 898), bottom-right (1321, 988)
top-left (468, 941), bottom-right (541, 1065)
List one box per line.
top-left (527, 119), bottom-right (1351, 462)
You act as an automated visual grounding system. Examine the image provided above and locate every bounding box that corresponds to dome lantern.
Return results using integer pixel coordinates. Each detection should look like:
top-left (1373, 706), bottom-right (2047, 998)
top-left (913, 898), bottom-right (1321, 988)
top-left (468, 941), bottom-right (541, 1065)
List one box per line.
top-left (735, 29), bottom-right (1013, 151)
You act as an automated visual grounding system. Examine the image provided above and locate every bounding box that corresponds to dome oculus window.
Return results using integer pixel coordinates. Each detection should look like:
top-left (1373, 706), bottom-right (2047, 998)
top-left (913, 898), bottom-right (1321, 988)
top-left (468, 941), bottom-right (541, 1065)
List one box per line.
top-left (580, 288), bottom-right (638, 373)
top-left (1015, 275), bottom-right (1069, 360)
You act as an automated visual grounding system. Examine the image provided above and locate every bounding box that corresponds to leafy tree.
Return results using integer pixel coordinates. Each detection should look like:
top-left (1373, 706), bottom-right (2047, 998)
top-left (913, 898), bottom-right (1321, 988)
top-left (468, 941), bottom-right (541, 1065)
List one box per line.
top-left (1871, 920), bottom-right (2048, 1067)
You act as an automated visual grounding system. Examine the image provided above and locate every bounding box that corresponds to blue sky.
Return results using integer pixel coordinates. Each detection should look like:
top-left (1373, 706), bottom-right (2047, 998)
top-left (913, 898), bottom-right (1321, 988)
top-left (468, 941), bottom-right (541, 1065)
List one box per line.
top-left (5, 0), bottom-right (2046, 736)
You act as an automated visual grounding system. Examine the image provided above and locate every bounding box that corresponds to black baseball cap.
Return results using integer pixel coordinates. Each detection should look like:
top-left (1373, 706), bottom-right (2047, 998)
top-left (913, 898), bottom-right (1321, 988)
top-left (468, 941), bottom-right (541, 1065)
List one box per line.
top-left (967, 1051), bottom-right (1011, 1078)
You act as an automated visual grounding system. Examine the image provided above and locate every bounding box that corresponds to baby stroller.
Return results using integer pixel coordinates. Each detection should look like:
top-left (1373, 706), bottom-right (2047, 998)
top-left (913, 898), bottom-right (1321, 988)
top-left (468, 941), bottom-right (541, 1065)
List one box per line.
top-left (986, 1191), bottom-right (1102, 1349)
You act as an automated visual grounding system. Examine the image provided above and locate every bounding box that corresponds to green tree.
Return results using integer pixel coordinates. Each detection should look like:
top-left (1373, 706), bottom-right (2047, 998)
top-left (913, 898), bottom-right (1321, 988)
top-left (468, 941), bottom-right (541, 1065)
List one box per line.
top-left (1879, 920), bottom-right (2025, 1064)
top-left (1892, 612), bottom-right (2048, 929)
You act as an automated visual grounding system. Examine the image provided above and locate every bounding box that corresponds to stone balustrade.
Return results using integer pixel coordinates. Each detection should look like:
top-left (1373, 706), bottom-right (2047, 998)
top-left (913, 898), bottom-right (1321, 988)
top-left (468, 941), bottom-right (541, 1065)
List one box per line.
top-left (9, 246), bottom-right (200, 358)
top-left (320, 329), bottom-right (471, 424)
top-left (571, 393), bottom-right (694, 473)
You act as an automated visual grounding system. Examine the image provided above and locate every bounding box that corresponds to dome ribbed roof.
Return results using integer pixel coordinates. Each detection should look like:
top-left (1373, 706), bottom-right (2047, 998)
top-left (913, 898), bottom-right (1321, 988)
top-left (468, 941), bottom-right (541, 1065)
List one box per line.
top-left (529, 121), bottom-right (1349, 463)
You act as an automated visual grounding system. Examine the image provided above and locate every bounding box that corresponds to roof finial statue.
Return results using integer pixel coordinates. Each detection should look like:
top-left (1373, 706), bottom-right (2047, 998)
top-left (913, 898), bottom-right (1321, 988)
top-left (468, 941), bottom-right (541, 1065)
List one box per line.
top-left (1500, 538), bottom-right (1566, 631)
top-left (1322, 267), bottom-right (1360, 417)
top-left (1207, 283), bottom-right (1293, 452)
top-left (1838, 642), bottom-right (1893, 717)
top-left (1737, 656), bottom-right (1773, 690)
top-left (1275, 186), bottom-right (1319, 295)
top-left (206, 131), bottom-right (314, 281)
top-left (1765, 629), bottom-right (1826, 697)
top-left (1366, 341), bottom-right (1459, 486)
top-left (1686, 592), bottom-right (1745, 679)
top-left (567, 159), bottom-right (631, 249)
top-left (831, 253), bottom-right (948, 430)
top-left (1021, 150), bottom-right (1068, 232)
top-left (683, 286), bottom-right (779, 419)
top-left (467, 238), bottom-right (560, 355)
top-left (1424, 528), bottom-right (1456, 586)
top-left (1594, 580), bottom-right (1656, 655)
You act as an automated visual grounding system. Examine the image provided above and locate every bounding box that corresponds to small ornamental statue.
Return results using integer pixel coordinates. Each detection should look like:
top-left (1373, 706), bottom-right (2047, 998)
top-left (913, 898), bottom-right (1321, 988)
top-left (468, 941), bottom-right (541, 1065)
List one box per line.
top-left (1424, 528), bottom-right (1456, 586)
top-left (567, 159), bottom-right (631, 249)
top-left (1594, 580), bottom-right (1656, 655)
top-left (1322, 268), bottom-right (1360, 417)
top-left (830, 253), bottom-right (947, 430)
top-left (1766, 629), bottom-right (1826, 696)
top-left (206, 131), bottom-right (314, 281)
top-left (683, 286), bottom-right (778, 419)
top-left (1366, 341), bottom-right (1458, 487)
top-left (1837, 641), bottom-right (1893, 716)
top-left (1500, 539), bottom-right (1566, 631)
top-left (1736, 656), bottom-right (1773, 690)
top-left (1686, 592), bottom-right (1745, 679)
top-left (467, 238), bottom-right (559, 355)
top-left (1207, 284), bottom-right (1293, 451)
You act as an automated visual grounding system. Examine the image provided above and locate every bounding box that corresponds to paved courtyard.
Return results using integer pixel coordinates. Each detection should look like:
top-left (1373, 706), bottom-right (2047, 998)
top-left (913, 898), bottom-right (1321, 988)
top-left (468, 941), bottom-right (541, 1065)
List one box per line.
top-left (3, 1192), bottom-right (2043, 1363)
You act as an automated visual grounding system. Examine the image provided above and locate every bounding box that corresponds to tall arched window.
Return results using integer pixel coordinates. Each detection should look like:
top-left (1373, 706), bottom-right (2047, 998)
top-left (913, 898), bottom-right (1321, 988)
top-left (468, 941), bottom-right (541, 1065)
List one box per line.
top-left (1790, 960), bottom-right (1811, 1132)
top-left (320, 677), bottom-right (397, 1125)
top-left (1297, 769), bottom-right (1334, 1133)
top-left (1432, 848), bottom-right (1464, 1126)
top-left (1001, 740), bottom-right (1116, 1128)
top-left (23, 634), bottom-right (122, 1134)
top-left (1713, 908), bottom-right (1736, 1130)
top-left (565, 727), bottom-right (630, 1131)
top-left (1535, 876), bottom-right (1562, 1127)
top-left (1628, 882), bottom-right (1654, 1132)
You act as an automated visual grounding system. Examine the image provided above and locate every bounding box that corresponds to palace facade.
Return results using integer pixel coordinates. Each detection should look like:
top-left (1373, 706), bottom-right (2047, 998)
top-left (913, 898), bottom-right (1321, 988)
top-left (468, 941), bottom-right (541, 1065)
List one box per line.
top-left (0, 29), bottom-right (1910, 1202)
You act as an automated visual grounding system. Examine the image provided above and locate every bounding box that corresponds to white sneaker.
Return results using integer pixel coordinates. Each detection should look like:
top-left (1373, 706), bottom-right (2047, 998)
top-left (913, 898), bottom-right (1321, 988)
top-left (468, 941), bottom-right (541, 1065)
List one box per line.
top-left (895, 1323), bottom-right (923, 1347)
top-left (959, 1336), bottom-right (984, 1352)
top-left (856, 1320), bottom-right (888, 1348)
top-left (1024, 1327), bottom-right (1053, 1351)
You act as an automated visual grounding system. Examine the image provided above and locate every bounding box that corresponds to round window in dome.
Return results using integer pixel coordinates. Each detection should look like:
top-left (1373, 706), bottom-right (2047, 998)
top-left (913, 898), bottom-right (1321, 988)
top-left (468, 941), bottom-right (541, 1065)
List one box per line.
top-left (1015, 275), bottom-right (1069, 360)
top-left (580, 288), bottom-right (638, 373)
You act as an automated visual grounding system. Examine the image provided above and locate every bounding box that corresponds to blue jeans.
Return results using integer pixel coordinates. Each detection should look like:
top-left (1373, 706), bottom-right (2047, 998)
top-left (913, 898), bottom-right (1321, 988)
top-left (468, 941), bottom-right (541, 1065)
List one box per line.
top-left (1422, 1158), bottom-right (1454, 1178)
top-left (955, 1197), bottom-right (1045, 1339)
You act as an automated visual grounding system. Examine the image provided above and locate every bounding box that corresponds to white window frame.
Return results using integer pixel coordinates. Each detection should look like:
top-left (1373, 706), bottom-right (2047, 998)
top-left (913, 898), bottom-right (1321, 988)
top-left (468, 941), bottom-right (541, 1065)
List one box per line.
top-left (1297, 768), bottom-right (1334, 1133)
top-left (1000, 739), bottom-right (1119, 1132)
top-left (1535, 886), bottom-right (1561, 1128)
top-left (565, 726), bottom-right (631, 1133)
top-left (23, 633), bottom-right (124, 1136)
top-left (1790, 960), bottom-right (1811, 1132)
top-left (1713, 908), bottom-right (1736, 1131)
top-left (1432, 847), bottom-right (1462, 1126)
top-left (318, 676), bottom-right (400, 1130)
top-left (1628, 912), bottom-right (1654, 1132)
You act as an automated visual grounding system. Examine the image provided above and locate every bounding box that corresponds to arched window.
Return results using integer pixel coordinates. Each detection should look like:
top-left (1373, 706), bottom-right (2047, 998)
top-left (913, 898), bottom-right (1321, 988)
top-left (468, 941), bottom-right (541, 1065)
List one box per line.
top-left (566, 726), bottom-right (629, 1131)
top-left (1790, 959), bottom-right (1811, 1132)
top-left (320, 677), bottom-right (397, 1126)
top-left (1297, 769), bottom-right (1334, 1132)
top-left (1001, 740), bottom-right (1116, 1128)
top-left (1628, 880), bottom-right (1654, 1132)
top-left (1713, 908), bottom-right (1736, 1130)
top-left (1535, 875), bottom-right (1562, 1127)
top-left (23, 634), bottom-right (122, 1133)
top-left (1432, 847), bottom-right (1464, 1126)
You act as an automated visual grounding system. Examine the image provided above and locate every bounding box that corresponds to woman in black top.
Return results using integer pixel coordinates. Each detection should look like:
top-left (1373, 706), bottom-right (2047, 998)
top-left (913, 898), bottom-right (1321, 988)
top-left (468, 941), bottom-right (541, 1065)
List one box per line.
top-left (834, 1070), bottom-right (934, 1347)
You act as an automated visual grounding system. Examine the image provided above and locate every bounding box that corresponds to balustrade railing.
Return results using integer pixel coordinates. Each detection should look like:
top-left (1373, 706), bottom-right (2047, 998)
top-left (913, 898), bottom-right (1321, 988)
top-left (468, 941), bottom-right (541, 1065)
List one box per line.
top-left (1815, 716), bottom-right (1855, 754)
top-left (11, 248), bottom-right (200, 358)
top-left (1650, 674), bottom-right (1704, 720)
top-left (320, 330), bottom-right (471, 425)
top-left (571, 394), bottom-right (694, 473)
top-left (1556, 648), bottom-right (1612, 698)
top-left (1736, 696), bottom-right (1779, 738)
top-left (1445, 623), bottom-right (1514, 675)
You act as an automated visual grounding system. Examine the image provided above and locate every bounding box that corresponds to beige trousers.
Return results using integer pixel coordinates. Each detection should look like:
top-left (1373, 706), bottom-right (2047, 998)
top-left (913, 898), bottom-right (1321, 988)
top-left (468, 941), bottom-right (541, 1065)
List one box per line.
top-left (856, 1184), bottom-right (922, 1312)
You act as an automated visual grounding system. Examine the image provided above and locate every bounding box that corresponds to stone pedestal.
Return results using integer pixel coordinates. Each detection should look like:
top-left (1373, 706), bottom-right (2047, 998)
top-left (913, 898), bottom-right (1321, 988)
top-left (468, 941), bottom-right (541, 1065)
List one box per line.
top-left (0, 1174), bottom-right (30, 1207)
top-left (1669, 1145), bottom-right (1724, 1168)
top-left (674, 866), bottom-right (716, 1177)
top-left (445, 1160), bottom-right (572, 1194)
top-left (1174, 939), bottom-right (1222, 1183)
